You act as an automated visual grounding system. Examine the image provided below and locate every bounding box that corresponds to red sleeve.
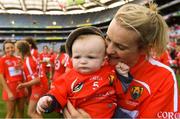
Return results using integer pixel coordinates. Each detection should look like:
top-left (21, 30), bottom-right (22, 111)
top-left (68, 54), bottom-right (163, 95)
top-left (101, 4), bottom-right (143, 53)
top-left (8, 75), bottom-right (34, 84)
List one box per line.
top-left (0, 58), bottom-right (4, 73)
top-left (33, 49), bottom-right (39, 59)
top-left (24, 57), bottom-right (38, 80)
top-left (48, 74), bottom-right (69, 108)
top-left (113, 76), bottom-right (124, 95)
top-left (138, 74), bottom-right (178, 117)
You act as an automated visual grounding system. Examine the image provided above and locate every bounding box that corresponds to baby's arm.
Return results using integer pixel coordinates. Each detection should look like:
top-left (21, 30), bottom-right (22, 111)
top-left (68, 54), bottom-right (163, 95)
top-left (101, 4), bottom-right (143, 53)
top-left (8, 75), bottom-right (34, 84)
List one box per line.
top-left (36, 95), bottom-right (60, 114)
top-left (115, 62), bottom-right (133, 92)
top-left (115, 62), bottom-right (130, 77)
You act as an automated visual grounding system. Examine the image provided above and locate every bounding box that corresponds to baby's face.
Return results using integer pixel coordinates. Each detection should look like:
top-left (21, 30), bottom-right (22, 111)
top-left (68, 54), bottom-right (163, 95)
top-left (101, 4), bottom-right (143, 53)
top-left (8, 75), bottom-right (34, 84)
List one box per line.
top-left (72, 35), bottom-right (106, 74)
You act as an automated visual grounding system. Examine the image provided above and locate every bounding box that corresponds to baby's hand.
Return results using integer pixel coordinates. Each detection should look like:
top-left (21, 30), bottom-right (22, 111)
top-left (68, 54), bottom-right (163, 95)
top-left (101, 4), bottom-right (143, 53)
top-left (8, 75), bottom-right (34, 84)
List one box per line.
top-left (36, 96), bottom-right (53, 114)
top-left (115, 62), bottom-right (130, 77)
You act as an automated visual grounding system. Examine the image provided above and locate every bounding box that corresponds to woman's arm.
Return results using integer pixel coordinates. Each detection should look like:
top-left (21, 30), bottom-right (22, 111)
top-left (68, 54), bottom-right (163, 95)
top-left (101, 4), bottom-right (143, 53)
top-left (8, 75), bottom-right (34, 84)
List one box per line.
top-left (17, 77), bottom-right (40, 89)
top-left (0, 74), bottom-right (14, 100)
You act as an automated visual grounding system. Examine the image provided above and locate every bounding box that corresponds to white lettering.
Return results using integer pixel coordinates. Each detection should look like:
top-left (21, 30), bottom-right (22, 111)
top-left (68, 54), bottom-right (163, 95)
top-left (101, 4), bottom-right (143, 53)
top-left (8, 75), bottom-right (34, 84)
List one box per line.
top-left (168, 112), bottom-right (174, 119)
top-left (157, 112), bottom-right (180, 119)
top-left (157, 111), bottom-right (162, 118)
top-left (162, 112), bottom-right (168, 119)
top-left (92, 81), bottom-right (99, 90)
top-left (174, 113), bottom-right (180, 119)
top-left (90, 76), bottom-right (102, 81)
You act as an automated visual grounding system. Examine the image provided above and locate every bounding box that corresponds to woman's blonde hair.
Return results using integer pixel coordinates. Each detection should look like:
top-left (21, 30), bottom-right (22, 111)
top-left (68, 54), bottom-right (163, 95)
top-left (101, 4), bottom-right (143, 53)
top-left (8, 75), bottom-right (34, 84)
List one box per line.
top-left (115, 3), bottom-right (169, 56)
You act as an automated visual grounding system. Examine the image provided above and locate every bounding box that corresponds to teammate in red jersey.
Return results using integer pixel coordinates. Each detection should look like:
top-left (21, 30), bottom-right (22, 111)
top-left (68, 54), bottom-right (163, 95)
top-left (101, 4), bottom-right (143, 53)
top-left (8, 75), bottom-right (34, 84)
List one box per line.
top-left (23, 37), bottom-right (39, 60)
top-left (50, 45), bottom-right (72, 82)
top-left (39, 45), bottom-right (51, 76)
top-left (0, 40), bottom-right (25, 118)
top-left (63, 3), bottom-right (178, 118)
top-left (36, 26), bottom-right (132, 118)
top-left (15, 40), bottom-right (48, 118)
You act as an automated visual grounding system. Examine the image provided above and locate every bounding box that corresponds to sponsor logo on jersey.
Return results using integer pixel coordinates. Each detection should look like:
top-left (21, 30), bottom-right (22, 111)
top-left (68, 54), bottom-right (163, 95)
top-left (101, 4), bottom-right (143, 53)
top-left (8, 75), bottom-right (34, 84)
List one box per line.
top-left (130, 86), bottom-right (143, 100)
top-left (5, 60), bottom-right (12, 65)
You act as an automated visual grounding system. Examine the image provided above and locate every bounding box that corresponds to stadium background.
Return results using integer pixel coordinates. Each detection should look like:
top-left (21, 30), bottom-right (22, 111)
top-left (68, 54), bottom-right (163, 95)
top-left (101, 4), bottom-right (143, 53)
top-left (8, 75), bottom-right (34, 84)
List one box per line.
top-left (0, 0), bottom-right (179, 118)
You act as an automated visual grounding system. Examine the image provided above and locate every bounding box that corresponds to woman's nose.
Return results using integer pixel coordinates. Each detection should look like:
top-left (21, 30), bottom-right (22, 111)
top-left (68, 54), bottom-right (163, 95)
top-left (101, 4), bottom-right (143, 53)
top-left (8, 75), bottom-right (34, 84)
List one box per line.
top-left (106, 43), bottom-right (115, 54)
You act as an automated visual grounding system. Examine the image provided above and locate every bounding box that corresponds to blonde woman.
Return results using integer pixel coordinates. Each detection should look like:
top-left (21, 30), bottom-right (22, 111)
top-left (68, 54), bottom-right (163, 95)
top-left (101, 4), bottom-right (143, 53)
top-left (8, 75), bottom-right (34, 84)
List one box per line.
top-left (63, 3), bottom-right (178, 118)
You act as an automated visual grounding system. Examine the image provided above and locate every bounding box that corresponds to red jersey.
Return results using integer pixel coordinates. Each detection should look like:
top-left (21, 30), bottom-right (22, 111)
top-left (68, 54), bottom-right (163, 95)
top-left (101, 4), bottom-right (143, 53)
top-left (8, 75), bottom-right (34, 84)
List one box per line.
top-left (0, 55), bottom-right (23, 83)
top-left (52, 53), bottom-right (71, 81)
top-left (31, 49), bottom-right (39, 60)
top-left (118, 55), bottom-right (178, 118)
top-left (40, 52), bottom-right (51, 73)
top-left (49, 64), bottom-right (123, 118)
top-left (23, 56), bottom-right (48, 90)
top-left (155, 50), bottom-right (171, 66)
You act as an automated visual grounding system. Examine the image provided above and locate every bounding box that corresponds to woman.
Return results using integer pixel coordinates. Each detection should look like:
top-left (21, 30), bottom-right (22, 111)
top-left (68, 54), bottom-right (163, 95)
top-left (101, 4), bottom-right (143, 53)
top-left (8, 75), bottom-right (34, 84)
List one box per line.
top-left (50, 45), bottom-right (71, 82)
top-left (23, 37), bottom-right (39, 59)
top-left (15, 40), bottom-right (49, 118)
top-left (0, 40), bottom-right (25, 118)
top-left (63, 3), bottom-right (178, 118)
top-left (40, 45), bottom-right (51, 73)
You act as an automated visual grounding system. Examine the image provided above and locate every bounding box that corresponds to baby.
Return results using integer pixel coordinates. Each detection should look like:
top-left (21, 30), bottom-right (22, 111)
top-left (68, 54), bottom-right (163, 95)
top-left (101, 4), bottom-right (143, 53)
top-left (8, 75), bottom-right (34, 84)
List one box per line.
top-left (36, 26), bottom-right (132, 118)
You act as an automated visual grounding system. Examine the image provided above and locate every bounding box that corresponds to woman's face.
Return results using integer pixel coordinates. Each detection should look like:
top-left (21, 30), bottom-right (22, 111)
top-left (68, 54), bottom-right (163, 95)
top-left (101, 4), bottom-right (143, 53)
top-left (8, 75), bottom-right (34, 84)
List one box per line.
top-left (106, 19), bottom-right (143, 67)
top-left (4, 43), bottom-right (15, 56)
top-left (43, 46), bottom-right (49, 54)
top-left (15, 43), bottom-right (22, 58)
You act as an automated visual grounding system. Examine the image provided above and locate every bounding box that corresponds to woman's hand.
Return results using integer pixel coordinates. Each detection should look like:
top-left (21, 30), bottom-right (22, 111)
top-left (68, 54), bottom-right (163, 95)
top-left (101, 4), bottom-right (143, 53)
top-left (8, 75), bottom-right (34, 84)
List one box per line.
top-left (8, 91), bottom-right (14, 101)
top-left (16, 83), bottom-right (25, 89)
top-left (63, 100), bottom-right (91, 119)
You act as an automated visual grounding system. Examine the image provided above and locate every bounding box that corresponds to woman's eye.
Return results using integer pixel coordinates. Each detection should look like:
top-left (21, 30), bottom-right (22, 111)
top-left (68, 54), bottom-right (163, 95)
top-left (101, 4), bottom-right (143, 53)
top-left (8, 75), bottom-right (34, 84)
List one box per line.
top-left (73, 56), bottom-right (80, 59)
top-left (117, 45), bottom-right (126, 50)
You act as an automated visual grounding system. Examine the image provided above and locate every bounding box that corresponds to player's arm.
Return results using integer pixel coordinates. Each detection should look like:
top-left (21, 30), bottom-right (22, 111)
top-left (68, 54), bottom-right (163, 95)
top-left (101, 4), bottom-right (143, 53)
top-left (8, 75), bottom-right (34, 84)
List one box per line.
top-left (17, 77), bottom-right (40, 89)
top-left (0, 74), bottom-right (14, 100)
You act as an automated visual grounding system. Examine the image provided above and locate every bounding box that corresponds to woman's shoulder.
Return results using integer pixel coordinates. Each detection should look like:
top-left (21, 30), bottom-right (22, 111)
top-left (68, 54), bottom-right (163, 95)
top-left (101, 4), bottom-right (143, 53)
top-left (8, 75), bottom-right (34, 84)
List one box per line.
top-left (148, 57), bottom-right (174, 74)
top-left (144, 58), bottom-right (176, 87)
top-left (132, 57), bottom-right (176, 85)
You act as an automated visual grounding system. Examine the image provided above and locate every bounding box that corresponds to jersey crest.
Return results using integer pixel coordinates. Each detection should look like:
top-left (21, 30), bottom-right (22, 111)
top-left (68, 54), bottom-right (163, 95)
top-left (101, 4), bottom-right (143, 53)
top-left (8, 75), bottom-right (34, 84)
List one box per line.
top-left (108, 74), bottom-right (115, 86)
top-left (71, 78), bottom-right (83, 93)
top-left (130, 86), bottom-right (143, 100)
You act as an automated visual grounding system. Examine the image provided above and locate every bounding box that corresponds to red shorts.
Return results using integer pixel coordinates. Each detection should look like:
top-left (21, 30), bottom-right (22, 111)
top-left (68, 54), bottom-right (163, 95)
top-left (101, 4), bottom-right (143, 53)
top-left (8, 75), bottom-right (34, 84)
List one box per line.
top-left (2, 81), bottom-right (25, 101)
top-left (30, 86), bottom-right (48, 101)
